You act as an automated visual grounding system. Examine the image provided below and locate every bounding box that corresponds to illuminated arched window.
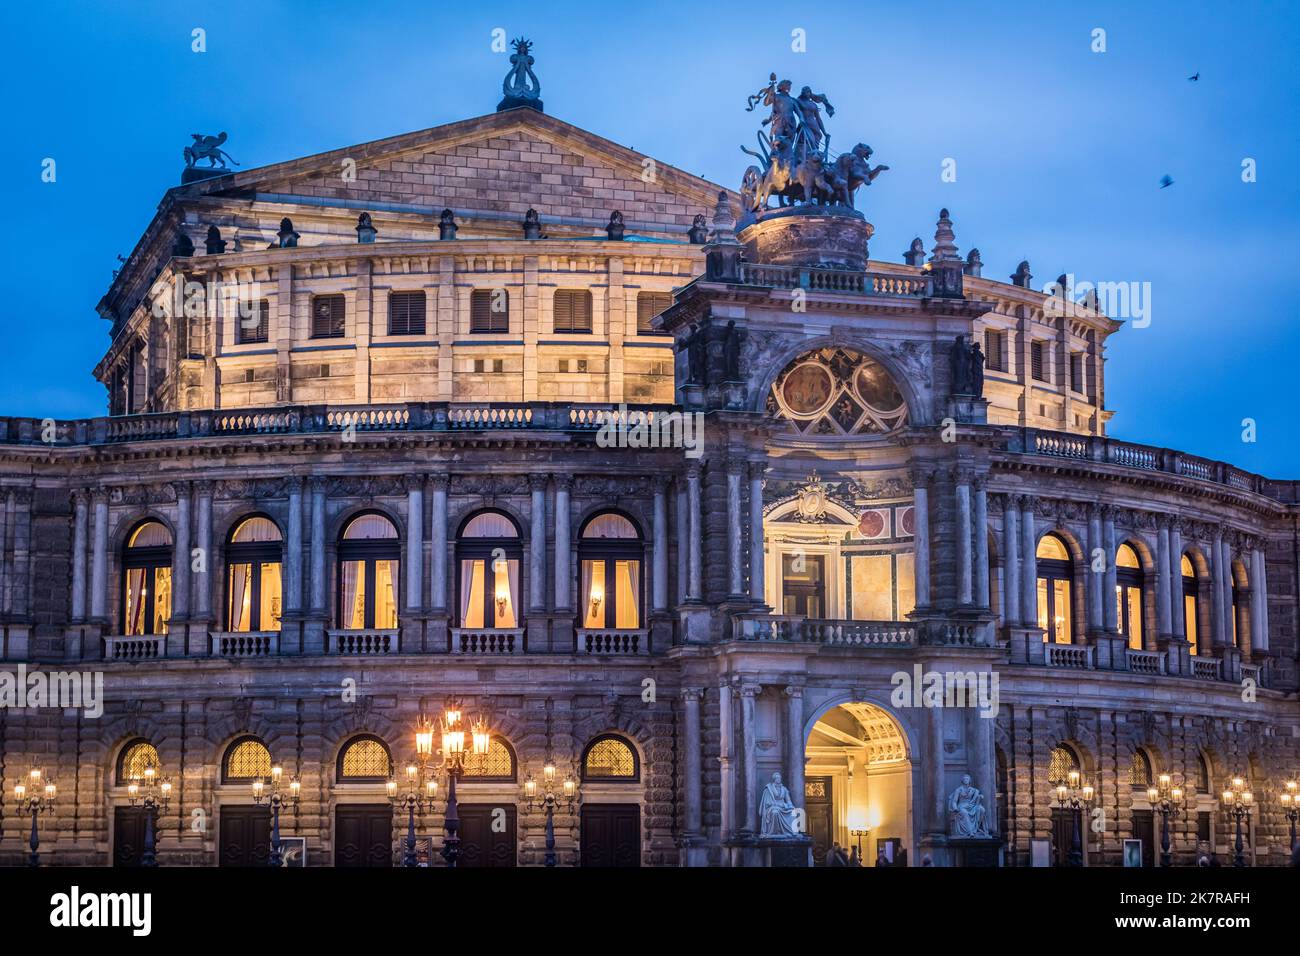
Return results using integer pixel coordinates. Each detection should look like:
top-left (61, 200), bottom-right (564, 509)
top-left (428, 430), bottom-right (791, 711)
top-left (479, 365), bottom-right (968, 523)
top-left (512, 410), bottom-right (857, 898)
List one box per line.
top-left (1130, 749), bottom-right (1152, 789)
top-left (116, 739), bottom-right (160, 786)
top-left (1036, 534), bottom-right (1073, 644)
top-left (338, 512), bottom-right (399, 630)
top-left (1116, 543), bottom-right (1145, 651)
top-left (223, 736), bottom-right (272, 783)
top-left (227, 516), bottom-right (283, 633)
top-left (580, 512), bottom-right (643, 631)
top-left (582, 735), bottom-right (639, 782)
top-left (123, 520), bottom-right (173, 636)
top-left (1182, 554), bottom-right (1200, 655)
top-left (1048, 745), bottom-right (1080, 786)
top-left (462, 738), bottom-right (517, 782)
top-left (456, 510), bottom-right (521, 630)
top-left (337, 735), bottom-right (392, 782)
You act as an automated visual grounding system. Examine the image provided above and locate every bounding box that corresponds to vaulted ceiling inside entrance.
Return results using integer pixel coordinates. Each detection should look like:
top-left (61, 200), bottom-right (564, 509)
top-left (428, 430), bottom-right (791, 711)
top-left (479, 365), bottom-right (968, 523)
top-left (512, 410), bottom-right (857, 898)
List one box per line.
top-left (807, 701), bottom-right (908, 766)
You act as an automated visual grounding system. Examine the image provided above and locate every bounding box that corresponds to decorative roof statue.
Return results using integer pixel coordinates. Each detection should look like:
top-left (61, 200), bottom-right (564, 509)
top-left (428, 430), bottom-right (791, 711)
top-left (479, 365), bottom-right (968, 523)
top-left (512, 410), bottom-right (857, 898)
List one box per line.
top-left (184, 132), bottom-right (239, 170)
top-left (964, 248), bottom-right (983, 278)
top-left (276, 217), bottom-right (299, 248)
top-left (521, 208), bottom-right (543, 240)
top-left (687, 214), bottom-right (708, 244)
top-left (439, 209), bottom-right (458, 240)
top-left (1011, 259), bottom-right (1033, 288)
top-left (204, 225), bottom-right (226, 255)
top-left (605, 210), bottom-right (625, 241)
top-left (355, 212), bottom-right (377, 243)
top-left (739, 72), bottom-right (887, 218)
top-left (497, 38), bottom-right (543, 113)
top-left (903, 238), bottom-right (926, 267)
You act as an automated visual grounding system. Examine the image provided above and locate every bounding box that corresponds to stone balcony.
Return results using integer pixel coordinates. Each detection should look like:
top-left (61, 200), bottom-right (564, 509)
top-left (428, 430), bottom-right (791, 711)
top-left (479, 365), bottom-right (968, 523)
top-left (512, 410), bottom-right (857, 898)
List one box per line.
top-left (730, 615), bottom-right (983, 649)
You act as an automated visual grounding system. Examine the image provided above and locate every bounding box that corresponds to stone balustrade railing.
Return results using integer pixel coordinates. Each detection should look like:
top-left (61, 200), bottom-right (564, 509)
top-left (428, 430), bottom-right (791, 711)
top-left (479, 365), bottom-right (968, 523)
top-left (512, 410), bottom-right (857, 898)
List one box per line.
top-left (577, 629), bottom-right (649, 655)
top-left (736, 262), bottom-right (933, 297)
top-left (210, 631), bottom-right (279, 658)
top-left (102, 634), bottom-right (165, 661)
top-left (732, 615), bottom-right (918, 648)
top-left (326, 629), bottom-right (397, 655)
top-left (451, 628), bottom-right (523, 655)
top-left (1044, 643), bottom-right (1094, 669)
top-left (1126, 649), bottom-right (1167, 675)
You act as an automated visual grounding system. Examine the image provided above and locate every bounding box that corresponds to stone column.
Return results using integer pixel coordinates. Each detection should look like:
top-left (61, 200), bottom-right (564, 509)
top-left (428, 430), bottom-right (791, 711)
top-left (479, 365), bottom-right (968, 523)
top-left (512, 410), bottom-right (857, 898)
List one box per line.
top-left (741, 684), bottom-right (759, 835)
top-left (912, 472), bottom-right (931, 608)
top-left (429, 475), bottom-right (448, 612)
top-left (404, 476), bottom-right (423, 613)
top-left (1250, 546), bottom-right (1269, 653)
top-left (1102, 508), bottom-right (1118, 633)
top-left (1220, 536), bottom-right (1236, 646)
top-left (1020, 497), bottom-right (1037, 628)
top-left (675, 479), bottom-right (688, 605)
top-left (529, 475), bottom-right (547, 612)
top-left (683, 688), bottom-right (703, 837)
top-left (171, 483), bottom-right (192, 625)
top-left (90, 490), bottom-right (109, 622)
top-left (727, 462), bottom-right (744, 598)
top-left (1208, 529), bottom-right (1225, 651)
top-left (749, 461), bottom-right (766, 604)
top-left (966, 707), bottom-right (995, 835)
top-left (652, 480), bottom-right (668, 612)
top-left (925, 703), bottom-right (946, 836)
top-left (785, 686), bottom-right (805, 821)
top-left (1086, 505), bottom-right (1104, 633)
top-left (70, 490), bottom-right (88, 622)
top-left (309, 477), bottom-right (327, 613)
top-left (1156, 519), bottom-right (1173, 642)
top-left (686, 463), bottom-right (702, 602)
top-left (194, 482), bottom-right (213, 621)
top-left (1169, 523), bottom-right (1185, 638)
top-left (553, 476), bottom-right (571, 611)
top-left (956, 474), bottom-right (973, 606)
top-left (285, 478), bottom-right (304, 614)
top-left (1003, 502), bottom-right (1021, 625)
top-left (973, 479), bottom-right (989, 608)
top-left (718, 681), bottom-right (734, 843)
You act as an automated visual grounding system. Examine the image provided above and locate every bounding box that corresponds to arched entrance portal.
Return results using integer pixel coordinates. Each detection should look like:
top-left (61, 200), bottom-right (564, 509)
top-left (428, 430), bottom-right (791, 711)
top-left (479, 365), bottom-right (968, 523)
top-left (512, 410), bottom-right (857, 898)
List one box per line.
top-left (805, 701), bottom-right (912, 866)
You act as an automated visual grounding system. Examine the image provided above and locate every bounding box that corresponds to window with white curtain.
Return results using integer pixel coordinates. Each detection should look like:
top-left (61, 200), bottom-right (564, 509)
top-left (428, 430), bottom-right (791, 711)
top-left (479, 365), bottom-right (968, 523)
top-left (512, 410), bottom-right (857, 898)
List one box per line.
top-left (226, 516), bottom-right (283, 632)
top-left (578, 512), bottom-right (642, 630)
top-left (122, 520), bottom-right (173, 636)
top-left (457, 510), bottom-right (521, 628)
top-left (337, 513), bottom-right (399, 629)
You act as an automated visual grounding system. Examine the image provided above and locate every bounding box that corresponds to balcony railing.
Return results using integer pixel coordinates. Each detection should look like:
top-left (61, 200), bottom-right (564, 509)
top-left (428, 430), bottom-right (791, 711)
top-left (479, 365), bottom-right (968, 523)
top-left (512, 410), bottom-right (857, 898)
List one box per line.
top-left (210, 631), bottom-right (279, 658)
top-left (1044, 643), bottom-right (1093, 669)
top-left (1192, 657), bottom-right (1223, 680)
top-left (733, 615), bottom-right (917, 648)
top-left (103, 634), bottom-right (165, 661)
top-left (1126, 649), bottom-right (1167, 675)
top-left (327, 629), bottom-right (397, 655)
top-left (450, 628), bottom-right (523, 655)
top-left (576, 629), bottom-right (648, 655)
top-left (735, 262), bottom-right (933, 297)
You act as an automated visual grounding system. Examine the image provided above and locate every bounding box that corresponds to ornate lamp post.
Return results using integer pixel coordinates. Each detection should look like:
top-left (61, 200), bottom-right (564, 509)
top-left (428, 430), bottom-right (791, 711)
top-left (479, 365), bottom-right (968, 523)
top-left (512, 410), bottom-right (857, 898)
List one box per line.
top-left (126, 758), bottom-right (172, 867)
top-left (1280, 780), bottom-right (1299, 855)
top-left (251, 764), bottom-right (300, 867)
top-left (14, 769), bottom-right (55, 867)
top-left (1221, 775), bottom-right (1253, 868)
top-left (1146, 773), bottom-right (1185, 867)
top-left (437, 701), bottom-right (492, 867)
top-left (1054, 770), bottom-right (1095, 868)
top-left (523, 763), bottom-right (576, 867)
top-left (388, 716), bottom-right (439, 867)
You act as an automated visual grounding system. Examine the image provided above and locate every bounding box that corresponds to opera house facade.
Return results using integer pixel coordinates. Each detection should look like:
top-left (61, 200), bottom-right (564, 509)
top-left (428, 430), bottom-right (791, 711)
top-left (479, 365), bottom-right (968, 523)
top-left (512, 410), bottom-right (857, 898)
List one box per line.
top-left (1, 47), bottom-right (1295, 868)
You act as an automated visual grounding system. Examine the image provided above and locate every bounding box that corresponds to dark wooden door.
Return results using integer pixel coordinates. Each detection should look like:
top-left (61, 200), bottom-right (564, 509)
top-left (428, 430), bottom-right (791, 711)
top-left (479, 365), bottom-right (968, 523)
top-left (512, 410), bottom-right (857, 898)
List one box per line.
top-left (113, 807), bottom-right (147, 867)
top-left (805, 777), bottom-right (833, 865)
top-left (1132, 810), bottom-right (1155, 867)
top-left (219, 806), bottom-right (271, 867)
top-left (580, 803), bottom-right (640, 867)
top-left (456, 803), bottom-right (517, 867)
top-left (334, 804), bottom-right (393, 867)
top-left (1051, 807), bottom-right (1074, 866)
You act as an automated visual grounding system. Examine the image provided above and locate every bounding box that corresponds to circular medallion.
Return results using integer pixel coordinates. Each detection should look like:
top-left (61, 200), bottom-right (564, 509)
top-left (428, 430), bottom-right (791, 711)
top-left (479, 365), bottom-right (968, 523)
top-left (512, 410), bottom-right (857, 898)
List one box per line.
top-left (782, 363), bottom-right (834, 416)
top-left (856, 362), bottom-right (904, 412)
top-left (858, 510), bottom-right (885, 538)
top-left (900, 507), bottom-right (915, 536)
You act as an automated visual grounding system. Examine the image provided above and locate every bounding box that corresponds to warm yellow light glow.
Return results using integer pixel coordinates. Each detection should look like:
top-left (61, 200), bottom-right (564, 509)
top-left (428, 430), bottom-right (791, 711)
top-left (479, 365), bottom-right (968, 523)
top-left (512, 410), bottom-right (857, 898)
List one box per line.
top-left (128, 781), bottom-right (139, 799)
top-left (1158, 773), bottom-right (1171, 789)
top-left (406, 764), bottom-right (417, 782)
top-left (161, 780), bottom-right (172, 796)
top-left (1222, 789), bottom-right (1234, 804)
top-left (471, 716), bottom-right (490, 756)
top-left (1082, 784), bottom-right (1095, 801)
top-left (444, 706), bottom-right (462, 727)
top-left (1147, 786), bottom-right (1159, 802)
top-left (289, 779), bottom-right (300, 798)
top-left (1232, 776), bottom-right (1244, 789)
top-left (386, 779), bottom-right (398, 797)
top-left (252, 779), bottom-right (265, 799)
top-left (45, 783), bottom-right (56, 798)
top-left (846, 808), bottom-right (869, 832)
top-left (563, 777), bottom-right (575, 797)
top-left (524, 777), bottom-right (537, 798)
top-left (1068, 770), bottom-right (1080, 789)
top-left (144, 765), bottom-right (155, 781)
top-left (426, 779), bottom-right (436, 797)
top-left (271, 765), bottom-right (283, 784)
top-left (1283, 792), bottom-right (1294, 806)
top-left (1242, 790), bottom-right (1253, 805)
top-left (415, 726), bottom-right (434, 758)
top-left (1287, 780), bottom-right (1298, 794)
top-left (443, 730), bottom-right (465, 756)
top-left (29, 769), bottom-right (40, 783)
top-left (14, 784), bottom-right (26, 799)
top-left (544, 764), bottom-right (556, 784)
top-left (1171, 787), bottom-right (1183, 801)
top-left (1056, 784), bottom-right (1067, 802)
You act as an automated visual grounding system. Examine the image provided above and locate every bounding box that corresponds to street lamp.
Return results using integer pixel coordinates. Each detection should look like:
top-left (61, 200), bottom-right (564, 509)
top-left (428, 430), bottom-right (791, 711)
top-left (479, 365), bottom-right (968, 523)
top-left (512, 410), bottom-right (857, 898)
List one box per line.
top-left (251, 764), bottom-right (300, 867)
top-left (523, 762), bottom-right (576, 867)
top-left (437, 701), bottom-right (492, 867)
top-left (1054, 770), bottom-right (1095, 867)
top-left (14, 769), bottom-right (55, 867)
top-left (1278, 780), bottom-right (1298, 857)
top-left (1146, 773), bottom-right (1186, 867)
top-left (126, 758), bottom-right (172, 867)
top-left (1221, 775), bottom-right (1253, 868)
top-left (389, 715), bottom-right (440, 867)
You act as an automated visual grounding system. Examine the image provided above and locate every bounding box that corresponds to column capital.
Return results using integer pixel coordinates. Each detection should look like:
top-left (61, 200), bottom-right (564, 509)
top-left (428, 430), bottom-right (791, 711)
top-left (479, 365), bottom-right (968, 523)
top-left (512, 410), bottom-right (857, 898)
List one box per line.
top-left (783, 684), bottom-right (804, 699)
top-left (404, 474), bottom-right (425, 493)
top-left (91, 486), bottom-right (111, 504)
top-left (909, 464), bottom-right (935, 487)
top-left (528, 473), bottom-right (549, 492)
top-left (739, 682), bottom-right (762, 698)
top-left (682, 687), bottom-right (704, 702)
top-left (194, 479), bottom-right (215, 497)
top-left (427, 472), bottom-right (450, 492)
top-left (685, 461), bottom-right (703, 480)
top-left (170, 479), bottom-right (192, 498)
top-left (309, 474), bottom-right (329, 493)
top-left (554, 474), bottom-right (573, 491)
top-left (287, 475), bottom-right (305, 495)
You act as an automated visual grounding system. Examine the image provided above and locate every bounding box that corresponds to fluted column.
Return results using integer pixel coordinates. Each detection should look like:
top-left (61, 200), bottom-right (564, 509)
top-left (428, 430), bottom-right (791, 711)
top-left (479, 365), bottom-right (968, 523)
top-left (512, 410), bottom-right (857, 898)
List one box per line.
top-left (1251, 545), bottom-right (1269, 653)
top-left (719, 680), bottom-right (734, 842)
top-left (529, 475), bottom-right (547, 612)
top-left (741, 683), bottom-right (759, 835)
top-left (925, 703), bottom-right (946, 835)
top-left (683, 688), bottom-right (703, 836)
top-left (1102, 508), bottom-right (1118, 633)
top-left (194, 482), bottom-right (213, 620)
top-left (70, 490), bottom-right (88, 622)
top-left (1019, 497), bottom-right (1037, 628)
top-left (429, 475), bottom-right (448, 612)
top-left (1086, 505), bottom-right (1104, 633)
top-left (404, 476), bottom-right (423, 613)
top-left (90, 490), bottom-right (109, 622)
top-left (749, 462), bottom-right (766, 604)
top-left (1220, 536), bottom-right (1236, 647)
top-left (955, 474), bottom-right (973, 605)
top-left (652, 480), bottom-right (668, 612)
top-left (309, 476), bottom-right (327, 613)
top-left (1169, 523), bottom-right (1185, 638)
top-left (553, 476), bottom-right (571, 611)
top-left (171, 483), bottom-right (191, 624)
top-left (973, 479), bottom-right (989, 608)
top-left (785, 686), bottom-right (805, 821)
top-left (1155, 519), bottom-right (1173, 641)
top-left (686, 464), bottom-right (702, 602)
top-left (1003, 501), bottom-right (1020, 625)
top-left (675, 478), bottom-right (688, 605)
top-left (285, 478), bottom-right (304, 613)
top-left (912, 472), bottom-right (931, 608)
top-left (1209, 529), bottom-right (1225, 651)
top-left (727, 462), bottom-right (744, 598)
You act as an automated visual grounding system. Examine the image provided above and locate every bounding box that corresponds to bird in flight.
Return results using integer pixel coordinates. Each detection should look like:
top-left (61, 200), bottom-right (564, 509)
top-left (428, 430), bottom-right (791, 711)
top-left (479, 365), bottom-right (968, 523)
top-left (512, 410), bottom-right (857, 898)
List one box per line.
top-left (1188, 72), bottom-right (1200, 81)
top-left (1159, 175), bottom-right (1174, 188)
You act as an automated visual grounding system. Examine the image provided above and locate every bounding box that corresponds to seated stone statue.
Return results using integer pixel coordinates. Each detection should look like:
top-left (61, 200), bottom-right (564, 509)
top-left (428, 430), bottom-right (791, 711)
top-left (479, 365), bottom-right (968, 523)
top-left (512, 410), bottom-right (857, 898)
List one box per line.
top-left (758, 771), bottom-right (801, 838)
top-left (947, 773), bottom-right (990, 838)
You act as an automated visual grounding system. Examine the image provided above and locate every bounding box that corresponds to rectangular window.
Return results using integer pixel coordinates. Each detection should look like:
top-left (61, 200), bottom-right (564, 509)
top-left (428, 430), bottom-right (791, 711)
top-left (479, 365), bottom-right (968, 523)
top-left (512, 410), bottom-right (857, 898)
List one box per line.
top-left (1185, 594), bottom-right (1199, 654)
top-left (1030, 341), bottom-right (1047, 382)
top-left (470, 288), bottom-right (509, 333)
top-left (387, 291), bottom-right (426, 336)
top-left (459, 558), bottom-right (519, 628)
top-left (1070, 353), bottom-right (1085, 393)
top-left (636, 291), bottom-right (672, 333)
top-left (311, 294), bottom-right (345, 338)
top-left (553, 289), bottom-right (593, 333)
top-left (985, 329), bottom-right (1005, 372)
top-left (237, 298), bottom-right (270, 345)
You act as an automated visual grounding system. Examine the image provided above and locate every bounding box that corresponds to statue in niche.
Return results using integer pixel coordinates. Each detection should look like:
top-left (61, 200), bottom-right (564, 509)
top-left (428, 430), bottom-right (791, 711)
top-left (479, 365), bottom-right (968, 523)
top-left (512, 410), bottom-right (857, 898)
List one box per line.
top-left (679, 323), bottom-right (707, 385)
top-left (758, 772), bottom-right (801, 838)
top-left (723, 320), bottom-right (742, 381)
top-left (439, 209), bottom-right (458, 240)
top-left (950, 335), bottom-right (972, 396)
top-left (947, 774), bottom-right (990, 838)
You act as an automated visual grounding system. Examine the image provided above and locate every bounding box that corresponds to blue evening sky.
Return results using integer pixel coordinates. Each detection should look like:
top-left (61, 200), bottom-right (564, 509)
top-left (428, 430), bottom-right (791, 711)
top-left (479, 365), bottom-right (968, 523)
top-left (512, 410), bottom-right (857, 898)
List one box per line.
top-left (1, 1), bottom-right (1296, 474)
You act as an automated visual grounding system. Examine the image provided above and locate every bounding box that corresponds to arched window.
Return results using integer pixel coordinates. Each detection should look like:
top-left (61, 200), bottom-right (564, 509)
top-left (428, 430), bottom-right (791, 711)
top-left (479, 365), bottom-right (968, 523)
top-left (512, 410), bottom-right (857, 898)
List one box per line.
top-left (123, 520), bottom-right (173, 636)
top-left (1116, 543), bottom-right (1145, 651)
top-left (462, 738), bottom-right (517, 781)
top-left (223, 736), bottom-right (272, 783)
top-left (116, 739), bottom-right (160, 785)
top-left (1048, 745), bottom-right (1080, 786)
top-left (227, 516), bottom-right (283, 632)
top-left (1181, 555), bottom-right (1200, 655)
top-left (456, 511), bottom-right (521, 629)
top-left (1230, 560), bottom-right (1246, 648)
top-left (338, 512), bottom-right (399, 630)
top-left (337, 735), bottom-right (392, 783)
top-left (1196, 754), bottom-right (1211, 794)
top-left (1036, 534), bottom-right (1073, 644)
top-left (579, 512), bottom-right (643, 630)
top-left (581, 735), bottom-right (639, 781)
top-left (1130, 749), bottom-right (1153, 789)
